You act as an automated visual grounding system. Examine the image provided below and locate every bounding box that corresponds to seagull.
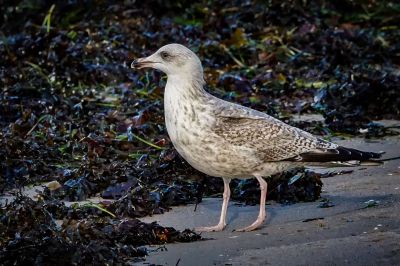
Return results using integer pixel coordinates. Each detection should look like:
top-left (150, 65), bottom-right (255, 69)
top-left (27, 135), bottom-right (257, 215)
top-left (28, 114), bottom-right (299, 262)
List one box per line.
top-left (131, 43), bottom-right (382, 232)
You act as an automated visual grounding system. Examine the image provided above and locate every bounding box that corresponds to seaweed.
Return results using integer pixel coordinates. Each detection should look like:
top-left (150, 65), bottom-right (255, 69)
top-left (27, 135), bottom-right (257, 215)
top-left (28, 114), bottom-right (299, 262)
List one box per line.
top-left (1, 0), bottom-right (399, 263)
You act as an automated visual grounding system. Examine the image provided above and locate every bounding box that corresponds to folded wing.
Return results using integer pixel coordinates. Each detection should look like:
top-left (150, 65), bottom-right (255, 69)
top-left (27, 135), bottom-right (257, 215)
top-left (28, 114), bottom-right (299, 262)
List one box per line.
top-left (212, 101), bottom-right (381, 163)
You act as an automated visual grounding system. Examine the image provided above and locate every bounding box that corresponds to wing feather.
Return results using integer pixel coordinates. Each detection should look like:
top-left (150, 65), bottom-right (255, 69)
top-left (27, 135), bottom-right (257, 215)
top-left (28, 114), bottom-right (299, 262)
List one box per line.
top-left (213, 106), bottom-right (336, 161)
top-left (209, 96), bottom-right (381, 164)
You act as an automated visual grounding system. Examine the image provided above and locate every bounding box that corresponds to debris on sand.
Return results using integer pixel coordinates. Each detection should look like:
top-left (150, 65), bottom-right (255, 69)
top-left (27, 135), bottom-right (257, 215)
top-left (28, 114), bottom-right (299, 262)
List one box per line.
top-left (0, 195), bottom-right (201, 265)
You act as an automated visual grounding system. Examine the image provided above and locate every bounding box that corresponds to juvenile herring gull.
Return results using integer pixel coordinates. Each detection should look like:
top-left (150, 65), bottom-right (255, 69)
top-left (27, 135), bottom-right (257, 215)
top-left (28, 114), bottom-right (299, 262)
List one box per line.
top-left (131, 44), bottom-right (382, 232)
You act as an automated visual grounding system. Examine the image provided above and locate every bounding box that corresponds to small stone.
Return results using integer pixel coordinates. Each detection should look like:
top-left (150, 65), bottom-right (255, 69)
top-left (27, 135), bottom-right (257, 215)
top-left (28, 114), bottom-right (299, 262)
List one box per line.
top-left (364, 199), bottom-right (379, 208)
top-left (46, 181), bottom-right (61, 191)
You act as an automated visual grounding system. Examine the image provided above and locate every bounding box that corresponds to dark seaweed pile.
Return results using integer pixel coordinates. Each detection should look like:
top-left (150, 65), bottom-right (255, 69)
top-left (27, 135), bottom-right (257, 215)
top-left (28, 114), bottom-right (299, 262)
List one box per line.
top-left (1, 0), bottom-right (400, 264)
top-left (0, 195), bottom-right (200, 265)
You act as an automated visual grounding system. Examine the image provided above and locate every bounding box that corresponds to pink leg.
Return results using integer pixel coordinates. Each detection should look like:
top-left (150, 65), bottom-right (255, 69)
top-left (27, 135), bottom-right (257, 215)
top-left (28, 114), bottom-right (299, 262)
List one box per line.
top-left (235, 175), bottom-right (268, 232)
top-left (196, 178), bottom-right (231, 232)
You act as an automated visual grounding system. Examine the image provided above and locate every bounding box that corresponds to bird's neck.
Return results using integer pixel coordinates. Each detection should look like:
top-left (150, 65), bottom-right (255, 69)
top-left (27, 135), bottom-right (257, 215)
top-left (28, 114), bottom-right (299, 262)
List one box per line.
top-left (164, 73), bottom-right (209, 140)
top-left (165, 73), bottom-right (209, 102)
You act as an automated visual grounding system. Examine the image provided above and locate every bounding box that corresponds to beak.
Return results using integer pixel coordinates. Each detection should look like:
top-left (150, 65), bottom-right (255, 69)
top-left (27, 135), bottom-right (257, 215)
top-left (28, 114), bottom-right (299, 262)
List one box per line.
top-left (131, 57), bottom-right (157, 69)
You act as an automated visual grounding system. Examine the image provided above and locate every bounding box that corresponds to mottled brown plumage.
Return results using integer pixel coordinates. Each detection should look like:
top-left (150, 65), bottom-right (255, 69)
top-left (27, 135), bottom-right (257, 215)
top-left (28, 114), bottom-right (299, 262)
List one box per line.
top-left (132, 43), bottom-right (383, 232)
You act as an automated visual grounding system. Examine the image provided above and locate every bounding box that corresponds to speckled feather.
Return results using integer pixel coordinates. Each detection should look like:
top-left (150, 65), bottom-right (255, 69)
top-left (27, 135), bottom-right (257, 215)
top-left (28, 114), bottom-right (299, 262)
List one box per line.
top-left (210, 97), bottom-right (337, 162)
top-left (136, 44), bottom-right (382, 179)
top-left (133, 43), bottom-right (383, 232)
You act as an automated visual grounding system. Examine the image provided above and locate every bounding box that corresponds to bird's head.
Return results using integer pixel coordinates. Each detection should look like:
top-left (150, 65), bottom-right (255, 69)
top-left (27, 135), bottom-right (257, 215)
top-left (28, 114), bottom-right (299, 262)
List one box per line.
top-left (131, 44), bottom-right (203, 79)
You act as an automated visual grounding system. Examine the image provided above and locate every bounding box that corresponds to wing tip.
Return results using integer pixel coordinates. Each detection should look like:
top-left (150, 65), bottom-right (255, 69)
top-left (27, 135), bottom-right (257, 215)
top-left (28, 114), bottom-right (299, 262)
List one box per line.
top-left (290, 146), bottom-right (384, 163)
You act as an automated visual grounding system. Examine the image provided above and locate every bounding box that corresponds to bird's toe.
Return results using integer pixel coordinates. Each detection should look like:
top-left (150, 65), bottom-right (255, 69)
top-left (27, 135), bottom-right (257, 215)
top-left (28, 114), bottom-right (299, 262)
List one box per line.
top-left (195, 224), bottom-right (226, 232)
top-left (234, 218), bottom-right (265, 232)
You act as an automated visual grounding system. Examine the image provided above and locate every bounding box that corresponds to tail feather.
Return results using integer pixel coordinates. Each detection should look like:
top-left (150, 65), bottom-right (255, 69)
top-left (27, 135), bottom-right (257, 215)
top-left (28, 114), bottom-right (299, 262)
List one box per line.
top-left (289, 146), bottom-right (383, 164)
top-left (381, 155), bottom-right (400, 162)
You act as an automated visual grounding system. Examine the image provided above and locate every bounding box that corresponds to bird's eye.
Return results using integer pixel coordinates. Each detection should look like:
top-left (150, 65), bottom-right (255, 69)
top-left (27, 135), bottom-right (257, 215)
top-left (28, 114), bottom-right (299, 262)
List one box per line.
top-left (160, 51), bottom-right (170, 60)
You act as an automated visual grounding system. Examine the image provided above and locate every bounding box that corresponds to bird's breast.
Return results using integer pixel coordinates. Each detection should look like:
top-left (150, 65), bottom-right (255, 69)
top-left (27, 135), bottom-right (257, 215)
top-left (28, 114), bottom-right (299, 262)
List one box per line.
top-left (164, 101), bottom-right (258, 177)
top-left (163, 83), bottom-right (263, 177)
